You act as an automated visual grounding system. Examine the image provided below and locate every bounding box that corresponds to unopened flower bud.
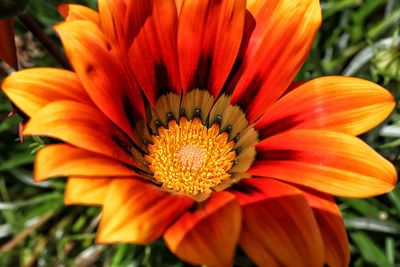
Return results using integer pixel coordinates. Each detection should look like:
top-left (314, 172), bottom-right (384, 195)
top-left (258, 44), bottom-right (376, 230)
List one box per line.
top-left (372, 44), bottom-right (400, 82)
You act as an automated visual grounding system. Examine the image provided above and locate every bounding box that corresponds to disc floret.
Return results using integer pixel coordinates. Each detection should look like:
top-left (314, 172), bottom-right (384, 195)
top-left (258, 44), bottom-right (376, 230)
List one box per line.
top-left (145, 118), bottom-right (236, 196)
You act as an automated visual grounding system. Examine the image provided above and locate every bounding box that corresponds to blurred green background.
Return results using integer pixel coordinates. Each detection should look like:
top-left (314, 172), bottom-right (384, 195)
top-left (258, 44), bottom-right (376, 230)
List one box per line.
top-left (0, 0), bottom-right (400, 266)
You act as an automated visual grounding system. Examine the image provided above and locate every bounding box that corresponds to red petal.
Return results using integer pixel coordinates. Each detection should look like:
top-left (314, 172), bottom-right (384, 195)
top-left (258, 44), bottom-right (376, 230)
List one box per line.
top-left (235, 178), bottom-right (324, 267)
top-left (164, 192), bottom-right (241, 266)
top-left (0, 19), bottom-right (17, 69)
top-left (256, 76), bottom-right (395, 138)
top-left (2, 68), bottom-right (91, 117)
top-left (98, 0), bottom-right (151, 48)
top-left (24, 101), bottom-right (137, 166)
top-left (229, 0), bottom-right (321, 122)
top-left (178, 0), bottom-right (246, 96)
top-left (97, 178), bottom-right (193, 243)
top-left (34, 144), bottom-right (135, 182)
top-left (302, 188), bottom-right (350, 267)
top-left (54, 20), bottom-right (145, 139)
top-left (128, 0), bottom-right (181, 103)
top-left (251, 130), bottom-right (397, 197)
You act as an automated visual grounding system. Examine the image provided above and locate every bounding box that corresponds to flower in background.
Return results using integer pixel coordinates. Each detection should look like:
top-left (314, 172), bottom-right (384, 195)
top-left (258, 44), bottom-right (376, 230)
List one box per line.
top-left (1, 0), bottom-right (398, 266)
top-left (0, 19), bottom-right (17, 69)
top-left (0, 0), bottom-right (30, 69)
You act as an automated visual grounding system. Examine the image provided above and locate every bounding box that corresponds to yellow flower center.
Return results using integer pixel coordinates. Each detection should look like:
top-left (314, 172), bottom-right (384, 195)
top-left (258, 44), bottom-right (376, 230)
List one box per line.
top-left (145, 118), bottom-right (236, 196)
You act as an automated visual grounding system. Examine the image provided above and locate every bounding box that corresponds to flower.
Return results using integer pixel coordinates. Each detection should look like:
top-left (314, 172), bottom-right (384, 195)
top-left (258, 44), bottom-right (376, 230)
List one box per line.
top-left (0, 19), bottom-right (18, 69)
top-left (1, 0), bottom-right (398, 266)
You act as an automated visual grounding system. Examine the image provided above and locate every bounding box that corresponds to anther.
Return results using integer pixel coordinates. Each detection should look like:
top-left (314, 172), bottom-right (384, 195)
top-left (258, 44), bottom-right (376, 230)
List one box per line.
top-left (233, 135), bottom-right (240, 143)
top-left (236, 147), bottom-right (242, 154)
top-left (233, 159), bottom-right (239, 165)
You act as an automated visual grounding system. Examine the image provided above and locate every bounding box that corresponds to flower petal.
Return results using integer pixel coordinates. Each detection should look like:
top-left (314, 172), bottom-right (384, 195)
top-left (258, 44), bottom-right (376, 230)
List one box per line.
top-left (58, 4), bottom-right (99, 24)
top-left (2, 68), bottom-right (91, 117)
top-left (250, 130), bottom-right (397, 197)
top-left (229, 0), bottom-right (321, 122)
top-left (54, 20), bottom-right (145, 139)
top-left (34, 144), bottom-right (135, 182)
top-left (164, 191), bottom-right (241, 267)
top-left (302, 188), bottom-right (350, 267)
top-left (98, 0), bottom-right (151, 48)
top-left (128, 0), bottom-right (181, 103)
top-left (256, 77), bottom-right (395, 138)
top-left (97, 178), bottom-right (193, 244)
top-left (24, 101), bottom-right (137, 166)
top-left (235, 178), bottom-right (324, 267)
top-left (239, 227), bottom-right (280, 267)
top-left (65, 177), bottom-right (111, 205)
top-left (178, 0), bottom-right (246, 96)
top-left (0, 19), bottom-right (17, 69)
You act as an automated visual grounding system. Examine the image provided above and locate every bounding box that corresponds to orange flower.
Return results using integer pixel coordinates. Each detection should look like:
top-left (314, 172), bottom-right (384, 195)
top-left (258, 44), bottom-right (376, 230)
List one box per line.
top-left (0, 19), bottom-right (17, 69)
top-left (2, 1), bottom-right (398, 266)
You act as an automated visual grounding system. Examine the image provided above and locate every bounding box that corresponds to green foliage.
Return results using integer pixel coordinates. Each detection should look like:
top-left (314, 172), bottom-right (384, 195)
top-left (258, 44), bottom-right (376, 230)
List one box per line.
top-left (0, 0), bottom-right (399, 266)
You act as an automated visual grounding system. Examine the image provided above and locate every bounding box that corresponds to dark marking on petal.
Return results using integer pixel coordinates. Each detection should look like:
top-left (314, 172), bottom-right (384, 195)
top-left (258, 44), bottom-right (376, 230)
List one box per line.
top-left (154, 61), bottom-right (172, 97)
top-left (166, 112), bottom-right (175, 121)
top-left (258, 114), bottom-right (304, 139)
top-left (154, 119), bottom-right (162, 128)
top-left (85, 64), bottom-right (95, 74)
top-left (223, 11), bottom-right (256, 94)
top-left (179, 108), bottom-right (186, 118)
top-left (215, 115), bottom-right (223, 124)
top-left (111, 134), bottom-right (133, 157)
top-left (239, 75), bottom-right (263, 110)
top-left (225, 124), bottom-right (233, 134)
top-left (194, 108), bottom-right (201, 118)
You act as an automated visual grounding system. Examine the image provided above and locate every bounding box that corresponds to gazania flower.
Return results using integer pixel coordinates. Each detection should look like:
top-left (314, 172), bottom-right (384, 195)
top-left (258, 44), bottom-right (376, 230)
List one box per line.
top-left (2, 0), bottom-right (398, 266)
top-left (0, 19), bottom-right (17, 69)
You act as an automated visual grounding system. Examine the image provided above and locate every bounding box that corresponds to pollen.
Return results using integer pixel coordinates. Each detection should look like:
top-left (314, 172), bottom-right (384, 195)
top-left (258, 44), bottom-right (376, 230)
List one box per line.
top-left (145, 118), bottom-right (236, 196)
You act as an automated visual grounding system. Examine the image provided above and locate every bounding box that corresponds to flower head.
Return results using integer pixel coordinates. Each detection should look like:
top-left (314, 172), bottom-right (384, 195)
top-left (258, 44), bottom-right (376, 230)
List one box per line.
top-left (1, 0), bottom-right (398, 266)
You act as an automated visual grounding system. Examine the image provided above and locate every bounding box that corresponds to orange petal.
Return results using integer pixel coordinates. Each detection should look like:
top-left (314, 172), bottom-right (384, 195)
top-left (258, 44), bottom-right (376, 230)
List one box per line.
top-left (229, 0), bottom-right (321, 122)
top-left (302, 188), bottom-right (350, 267)
top-left (58, 4), bottom-right (99, 24)
top-left (34, 144), bottom-right (135, 182)
top-left (256, 76), bottom-right (395, 138)
top-left (239, 227), bottom-right (280, 267)
top-left (97, 0), bottom-right (126, 44)
top-left (24, 101), bottom-right (137, 166)
top-left (54, 20), bottom-right (144, 139)
top-left (65, 177), bottom-right (111, 205)
top-left (235, 178), bottom-right (324, 267)
top-left (0, 19), bottom-right (17, 69)
top-left (98, 0), bottom-right (151, 48)
top-left (175, 0), bottom-right (184, 14)
top-left (178, 0), bottom-right (246, 96)
top-left (2, 68), bottom-right (91, 117)
top-left (250, 129), bottom-right (397, 197)
top-left (97, 178), bottom-right (193, 244)
top-left (164, 191), bottom-right (241, 267)
top-left (128, 0), bottom-right (181, 103)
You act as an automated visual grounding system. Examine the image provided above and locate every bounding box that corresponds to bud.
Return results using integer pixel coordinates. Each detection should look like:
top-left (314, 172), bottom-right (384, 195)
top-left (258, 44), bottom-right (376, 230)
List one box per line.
top-left (372, 44), bottom-right (400, 82)
top-left (0, 0), bottom-right (30, 19)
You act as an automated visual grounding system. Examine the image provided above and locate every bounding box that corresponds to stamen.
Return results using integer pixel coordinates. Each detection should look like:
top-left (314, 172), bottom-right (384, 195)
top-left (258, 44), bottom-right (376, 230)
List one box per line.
top-left (145, 118), bottom-right (236, 196)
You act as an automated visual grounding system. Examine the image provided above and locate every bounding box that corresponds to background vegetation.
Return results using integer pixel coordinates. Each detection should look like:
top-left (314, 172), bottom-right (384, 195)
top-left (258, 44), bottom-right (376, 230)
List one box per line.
top-left (0, 0), bottom-right (399, 266)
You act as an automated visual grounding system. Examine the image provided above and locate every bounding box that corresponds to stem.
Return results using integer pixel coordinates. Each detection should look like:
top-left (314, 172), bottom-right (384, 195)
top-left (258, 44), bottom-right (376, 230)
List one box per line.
top-left (17, 13), bottom-right (71, 70)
